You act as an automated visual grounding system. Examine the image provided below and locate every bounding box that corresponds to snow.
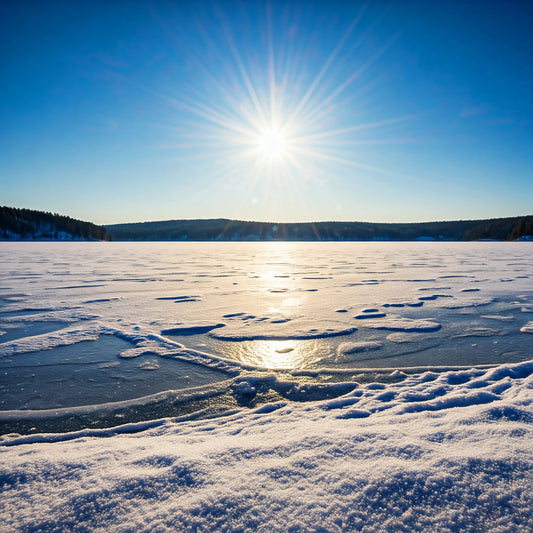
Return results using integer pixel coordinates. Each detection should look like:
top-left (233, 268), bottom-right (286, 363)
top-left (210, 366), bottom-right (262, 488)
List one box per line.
top-left (359, 317), bottom-right (442, 332)
top-left (162, 323), bottom-right (226, 335)
top-left (521, 321), bottom-right (533, 334)
top-left (0, 241), bottom-right (532, 530)
top-left (209, 321), bottom-right (359, 341)
top-left (1, 360), bottom-right (532, 531)
top-left (337, 341), bottom-right (383, 355)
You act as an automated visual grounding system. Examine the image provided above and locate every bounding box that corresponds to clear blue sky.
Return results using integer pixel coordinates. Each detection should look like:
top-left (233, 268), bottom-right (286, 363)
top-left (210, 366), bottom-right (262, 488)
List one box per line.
top-left (1, 0), bottom-right (532, 225)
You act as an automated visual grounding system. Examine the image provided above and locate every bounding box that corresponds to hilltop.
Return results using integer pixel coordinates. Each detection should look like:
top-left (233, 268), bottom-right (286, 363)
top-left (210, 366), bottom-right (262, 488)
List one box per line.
top-left (106, 215), bottom-right (533, 242)
top-left (2, 208), bottom-right (531, 242)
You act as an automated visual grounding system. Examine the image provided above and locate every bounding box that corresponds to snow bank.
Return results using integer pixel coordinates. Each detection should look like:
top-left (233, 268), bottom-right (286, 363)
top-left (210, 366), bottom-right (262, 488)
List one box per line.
top-left (1, 360), bottom-right (532, 532)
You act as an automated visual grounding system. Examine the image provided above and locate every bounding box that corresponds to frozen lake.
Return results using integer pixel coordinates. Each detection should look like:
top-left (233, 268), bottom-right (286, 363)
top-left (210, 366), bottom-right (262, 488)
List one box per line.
top-left (1, 241), bottom-right (532, 432)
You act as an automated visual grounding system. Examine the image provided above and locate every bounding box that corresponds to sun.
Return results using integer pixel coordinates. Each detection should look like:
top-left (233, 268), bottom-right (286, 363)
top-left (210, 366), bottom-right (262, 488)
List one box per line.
top-left (257, 127), bottom-right (286, 159)
top-left (168, 6), bottom-right (411, 190)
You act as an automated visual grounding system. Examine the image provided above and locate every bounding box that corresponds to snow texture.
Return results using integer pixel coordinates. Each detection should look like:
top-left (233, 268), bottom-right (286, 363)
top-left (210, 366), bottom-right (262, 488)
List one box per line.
top-left (1, 360), bottom-right (532, 532)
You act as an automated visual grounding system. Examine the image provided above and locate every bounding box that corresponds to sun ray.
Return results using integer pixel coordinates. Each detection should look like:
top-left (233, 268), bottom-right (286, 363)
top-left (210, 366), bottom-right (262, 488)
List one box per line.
top-left (155, 3), bottom-right (421, 215)
top-left (285, 11), bottom-right (365, 130)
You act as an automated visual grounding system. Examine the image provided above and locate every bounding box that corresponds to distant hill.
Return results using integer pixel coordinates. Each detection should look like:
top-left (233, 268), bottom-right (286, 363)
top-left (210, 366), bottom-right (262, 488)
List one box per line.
top-left (106, 215), bottom-right (533, 242)
top-left (0, 206), bottom-right (111, 241)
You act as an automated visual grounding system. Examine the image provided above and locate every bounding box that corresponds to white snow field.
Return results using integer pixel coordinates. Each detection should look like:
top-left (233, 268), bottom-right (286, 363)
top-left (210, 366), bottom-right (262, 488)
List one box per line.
top-left (1, 241), bottom-right (532, 531)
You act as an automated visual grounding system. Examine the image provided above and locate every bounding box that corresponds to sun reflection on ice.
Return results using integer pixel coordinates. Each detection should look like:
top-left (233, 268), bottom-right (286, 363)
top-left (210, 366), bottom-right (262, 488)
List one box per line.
top-left (230, 339), bottom-right (322, 369)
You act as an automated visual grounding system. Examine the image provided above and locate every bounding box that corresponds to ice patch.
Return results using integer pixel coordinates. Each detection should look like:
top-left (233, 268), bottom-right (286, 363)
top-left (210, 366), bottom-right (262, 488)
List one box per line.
top-left (84, 298), bottom-right (121, 304)
top-left (438, 275), bottom-right (474, 279)
top-left (48, 284), bottom-right (106, 290)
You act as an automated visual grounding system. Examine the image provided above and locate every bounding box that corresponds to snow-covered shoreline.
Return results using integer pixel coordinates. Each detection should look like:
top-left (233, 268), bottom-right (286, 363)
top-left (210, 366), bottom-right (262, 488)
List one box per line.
top-left (1, 359), bottom-right (532, 532)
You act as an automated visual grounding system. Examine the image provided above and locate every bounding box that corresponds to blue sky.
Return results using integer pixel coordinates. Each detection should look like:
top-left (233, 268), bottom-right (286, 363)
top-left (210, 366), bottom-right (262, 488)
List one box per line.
top-left (1, 0), bottom-right (532, 225)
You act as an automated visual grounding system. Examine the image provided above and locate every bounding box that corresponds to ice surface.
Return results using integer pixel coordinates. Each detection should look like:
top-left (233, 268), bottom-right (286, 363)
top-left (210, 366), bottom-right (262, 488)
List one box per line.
top-left (1, 241), bottom-right (531, 399)
top-left (0, 335), bottom-right (231, 410)
top-left (0, 241), bottom-right (532, 529)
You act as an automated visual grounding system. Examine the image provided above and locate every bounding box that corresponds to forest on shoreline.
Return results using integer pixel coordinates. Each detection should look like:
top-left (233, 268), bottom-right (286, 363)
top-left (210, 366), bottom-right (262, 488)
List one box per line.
top-left (1, 206), bottom-right (531, 242)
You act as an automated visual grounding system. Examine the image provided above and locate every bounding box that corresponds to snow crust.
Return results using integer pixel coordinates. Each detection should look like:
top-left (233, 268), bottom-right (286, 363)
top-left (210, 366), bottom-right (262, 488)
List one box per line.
top-left (1, 360), bottom-right (532, 532)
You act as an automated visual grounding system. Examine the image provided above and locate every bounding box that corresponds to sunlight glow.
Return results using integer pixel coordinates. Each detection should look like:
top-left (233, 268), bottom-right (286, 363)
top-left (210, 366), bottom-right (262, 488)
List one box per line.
top-left (164, 5), bottom-right (416, 217)
top-left (258, 128), bottom-right (286, 158)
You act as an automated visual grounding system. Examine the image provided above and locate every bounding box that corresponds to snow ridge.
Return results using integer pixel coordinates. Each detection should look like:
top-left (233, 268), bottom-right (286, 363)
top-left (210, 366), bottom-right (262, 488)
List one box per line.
top-left (1, 359), bottom-right (532, 532)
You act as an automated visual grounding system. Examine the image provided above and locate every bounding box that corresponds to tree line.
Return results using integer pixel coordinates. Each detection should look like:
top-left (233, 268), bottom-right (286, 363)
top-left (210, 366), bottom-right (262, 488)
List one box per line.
top-left (0, 206), bottom-right (110, 241)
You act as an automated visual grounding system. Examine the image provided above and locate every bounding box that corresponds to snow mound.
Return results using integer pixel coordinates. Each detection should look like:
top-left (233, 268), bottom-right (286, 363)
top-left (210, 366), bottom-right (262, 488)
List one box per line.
top-left (360, 318), bottom-right (442, 332)
top-left (162, 323), bottom-right (226, 336)
top-left (209, 321), bottom-right (357, 341)
top-left (520, 321), bottom-right (533, 334)
top-left (337, 341), bottom-right (382, 355)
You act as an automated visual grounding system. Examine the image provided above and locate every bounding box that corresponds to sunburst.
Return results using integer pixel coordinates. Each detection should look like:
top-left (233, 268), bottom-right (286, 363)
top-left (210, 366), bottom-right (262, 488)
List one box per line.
top-left (162, 5), bottom-right (414, 211)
